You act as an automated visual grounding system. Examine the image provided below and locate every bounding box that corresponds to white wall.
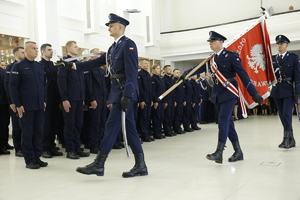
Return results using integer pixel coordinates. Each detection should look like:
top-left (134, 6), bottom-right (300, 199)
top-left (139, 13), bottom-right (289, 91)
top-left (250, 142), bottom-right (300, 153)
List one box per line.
top-left (0, 0), bottom-right (299, 67)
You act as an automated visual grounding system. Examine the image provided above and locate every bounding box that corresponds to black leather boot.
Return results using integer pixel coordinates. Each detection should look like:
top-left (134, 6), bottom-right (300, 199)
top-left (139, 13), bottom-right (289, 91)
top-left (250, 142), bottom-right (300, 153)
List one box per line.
top-left (206, 142), bottom-right (225, 164)
top-left (289, 131), bottom-right (296, 148)
top-left (228, 141), bottom-right (244, 162)
top-left (76, 152), bottom-right (107, 176)
top-left (122, 153), bottom-right (148, 178)
top-left (278, 131), bottom-right (290, 149)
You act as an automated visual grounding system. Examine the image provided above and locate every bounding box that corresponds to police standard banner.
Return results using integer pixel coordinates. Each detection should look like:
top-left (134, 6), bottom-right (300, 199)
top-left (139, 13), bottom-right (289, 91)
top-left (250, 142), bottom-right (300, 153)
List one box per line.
top-left (226, 16), bottom-right (276, 108)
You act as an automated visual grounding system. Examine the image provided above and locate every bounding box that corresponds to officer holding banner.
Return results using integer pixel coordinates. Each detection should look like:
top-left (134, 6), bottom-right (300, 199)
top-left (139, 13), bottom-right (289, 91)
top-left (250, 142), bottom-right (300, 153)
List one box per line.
top-left (178, 31), bottom-right (263, 164)
top-left (270, 35), bottom-right (300, 149)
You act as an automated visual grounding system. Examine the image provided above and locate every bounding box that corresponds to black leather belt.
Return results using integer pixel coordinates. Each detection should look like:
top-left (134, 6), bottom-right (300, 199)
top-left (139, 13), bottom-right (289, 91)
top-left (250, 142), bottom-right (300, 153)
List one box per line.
top-left (111, 74), bottom-right (126, 79)
top-left (214, 77), bottom-right (236, 84)
top-left (277, 77), bottom-right (291, 83)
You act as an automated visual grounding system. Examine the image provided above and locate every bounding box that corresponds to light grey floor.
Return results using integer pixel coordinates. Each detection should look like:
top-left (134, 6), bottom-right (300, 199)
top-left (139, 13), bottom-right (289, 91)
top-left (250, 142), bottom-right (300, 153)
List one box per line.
top-left (1, 115), bottom-right (300, 200)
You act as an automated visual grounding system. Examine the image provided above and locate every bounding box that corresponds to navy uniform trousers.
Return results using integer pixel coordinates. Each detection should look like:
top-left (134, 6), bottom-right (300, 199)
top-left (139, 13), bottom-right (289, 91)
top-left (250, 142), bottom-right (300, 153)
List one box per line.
top-left (20, 110), bottom-right (44, 164)
top-left (43, 104), bottom-right (63, 151)
top-left (274, 97), bottom-right (294, 132)
top-left (0, 105), bottom-right (10, 148)
top-left (216, 98), bottom-right (238, 143)
top-left (100, 101), bottom-right (142, 154)
top-left (63, 101), bottom-right (83, 151)
top-left (137, 103), bottom-right (151, 138)
top-left (151, 102), bottom-right (164, 137)
top-left (88, 99), bottom-right (107, 148)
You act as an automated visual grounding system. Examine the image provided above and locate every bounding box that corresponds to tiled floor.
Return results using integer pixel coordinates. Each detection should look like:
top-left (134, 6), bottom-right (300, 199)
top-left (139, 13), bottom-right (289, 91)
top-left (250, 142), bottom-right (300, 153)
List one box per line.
top-left (1, 115), bottom-right (300, 200)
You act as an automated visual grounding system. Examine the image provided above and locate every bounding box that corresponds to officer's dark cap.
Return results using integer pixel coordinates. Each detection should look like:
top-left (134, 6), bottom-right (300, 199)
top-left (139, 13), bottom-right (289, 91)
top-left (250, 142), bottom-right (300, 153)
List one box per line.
top-left (275, 35), bottom-right (290, 44)
top-left (207, 31), bottom-right (227, 42)
top-left (105, 13), bottom-right (129, 27)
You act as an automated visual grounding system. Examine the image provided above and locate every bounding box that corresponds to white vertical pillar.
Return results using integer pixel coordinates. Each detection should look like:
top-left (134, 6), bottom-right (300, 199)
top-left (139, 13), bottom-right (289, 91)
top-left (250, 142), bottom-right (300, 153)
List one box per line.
top-left (36, 0), bottom-right (60, 59)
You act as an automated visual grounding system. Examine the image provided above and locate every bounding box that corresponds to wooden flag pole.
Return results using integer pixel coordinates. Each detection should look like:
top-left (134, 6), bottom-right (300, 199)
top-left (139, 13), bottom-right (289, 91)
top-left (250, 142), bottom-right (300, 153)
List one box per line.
top-left (158, 56), bottom-right (211, 100)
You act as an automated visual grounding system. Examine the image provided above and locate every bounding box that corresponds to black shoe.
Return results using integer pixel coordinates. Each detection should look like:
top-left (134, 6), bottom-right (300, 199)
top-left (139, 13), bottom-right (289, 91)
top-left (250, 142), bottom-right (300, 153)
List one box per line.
top-left (153, 135), bottom-right (164, 139)
top-left (84, 144), bottom-right (91, 149)
top-left (141, 136), bottom-right (152, 142)
top-left (26, 162), bottom-right (40, 169)
top-left (119, 142), bottom-right (125, 148)
top-left (0, 147), bottom-right (10, 155)
top-left (206, 142), bottom-right (225, 164)
top-left (192, 126), bottom-right (201, 130)
top-left (278, 131), bottom-right (290, 149)
top-left (37, 158), bottom-right (48, 167)
top-left (112, 143), bottom-right (122, 149)
top-left (42, 151), bottom-right (52, 158)
top-left (164, 132), bottom-right (173, 137)
top-left (184, 127), bottom-right (194, 132)
top-left (150, 137), bottom-right (155, 141)
top-left (54, 146), bottom-right (60, 150)
top-left (228, 141), bottom-right (244, 162)
top-left (76, 152), bottom-right (107, 176)
top-left (67, 151), bottom-right (80, 159)
top-left (122, 153), bottom-right (148, 178)
top-left (90, 147), bottom-right (99, 154)
top-left (15, 150), bottom-right (23, 157)
top-left (5, 143), bottom-right (14, 150)
top-left (174, 130), bottom-right (185, 134)
top-left (76, 149), bottom-right (90, 157)
top-left (50, 149), bottom-right (63, 156)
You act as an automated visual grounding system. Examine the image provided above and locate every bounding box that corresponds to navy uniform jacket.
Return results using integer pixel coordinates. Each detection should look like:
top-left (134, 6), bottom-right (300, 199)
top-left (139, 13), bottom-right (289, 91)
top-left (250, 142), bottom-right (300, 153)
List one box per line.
top-left (162, 75), bottom-right (174, 104)
top-left (40, 58), bottom-right (61, 104)
top-left (191, 48), bottom-right (258, 104)
top-left (85, 67), bottom-right (107, 104)
top-left (183, 80), bottom-right (193, 104)
top-left (9, 58), bottom-right (47, 111)
top-left (0, 68), bottom-right (8, 105)
top-left (76, 36), bottom-right (138, 104)
top-left (138, 69), bottom-right (152, 103)
top-left (173, 77), bottom-right (185, 103)
top-left (199, 78), bottom-right (209, 101)
top-left (4, 61), bottom-right (17, 104)
top-left (57, 56), bottom-right (85, 101)
top-left (151, 74), bottom-right (164, 103)
top-left (190, 79), bottom-right (200, 104)
top-left (270, 52), bottom-right (300, 99)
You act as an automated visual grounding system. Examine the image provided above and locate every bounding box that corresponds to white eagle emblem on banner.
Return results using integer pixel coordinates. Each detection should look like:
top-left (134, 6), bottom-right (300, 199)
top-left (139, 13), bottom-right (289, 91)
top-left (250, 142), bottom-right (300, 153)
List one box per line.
top-left (246, 44), bottom-right (266, 73)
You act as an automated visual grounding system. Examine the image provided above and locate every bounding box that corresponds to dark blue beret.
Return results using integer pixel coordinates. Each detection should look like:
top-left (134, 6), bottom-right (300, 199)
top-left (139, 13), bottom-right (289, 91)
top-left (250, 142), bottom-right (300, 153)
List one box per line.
top-left (275, 35), bottom-right (290, 44)
top-left (105, 13), bottom-right (129, 27)
top-left (207, 31), bottom-right (227, 42)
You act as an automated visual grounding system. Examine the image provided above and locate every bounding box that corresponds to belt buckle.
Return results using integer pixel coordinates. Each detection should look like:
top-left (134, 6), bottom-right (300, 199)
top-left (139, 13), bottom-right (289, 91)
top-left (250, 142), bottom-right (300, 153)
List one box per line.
top-left (278, 77), bottom-right (282, 83)
top-left (215, 79), bottom-right (219, 84)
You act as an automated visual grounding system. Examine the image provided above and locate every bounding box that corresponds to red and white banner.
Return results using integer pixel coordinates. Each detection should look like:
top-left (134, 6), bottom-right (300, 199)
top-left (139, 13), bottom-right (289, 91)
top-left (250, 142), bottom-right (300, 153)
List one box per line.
top-left (226, 16), bottom-right (276, 108)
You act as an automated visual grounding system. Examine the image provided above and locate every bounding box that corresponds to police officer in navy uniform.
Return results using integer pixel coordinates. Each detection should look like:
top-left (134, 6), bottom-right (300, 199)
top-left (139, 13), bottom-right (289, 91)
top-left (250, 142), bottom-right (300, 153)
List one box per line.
top-left (0, 62), bottom-right (11, 155)
top-left (39, 43), bottom-right (63, 158)
top-left (178, 31), bottom-right (263, 164)
top-left (190, 75), bottom-right (202, 130)
top-left (57, 41), bottom-right (90, 159)
top-left (61, 13), bottom-right (148, 177)
top-left (137, 59), bottom-right (154, 142)
top-left (85, 48), bottom-right (108, 154)
top-left (182, 78), bottom-right (194, 132)
top-left (172, 69), bottom-right (185, 134)
top-left (162, 65), bottom-right (175, 136)
top-left (4, 46), bottom-right (25, 157)
top-left (9, 41), bottom-right (48, 169)
top-left (270, 35), bottom-right (300, 149)
top-left (151, 63), bottom-right (165, 139)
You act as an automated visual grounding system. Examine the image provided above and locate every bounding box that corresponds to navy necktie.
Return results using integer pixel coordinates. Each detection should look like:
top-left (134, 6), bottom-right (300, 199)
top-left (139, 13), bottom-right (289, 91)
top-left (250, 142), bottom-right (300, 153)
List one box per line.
top-left (278, 55), bottom-right (283, 62)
